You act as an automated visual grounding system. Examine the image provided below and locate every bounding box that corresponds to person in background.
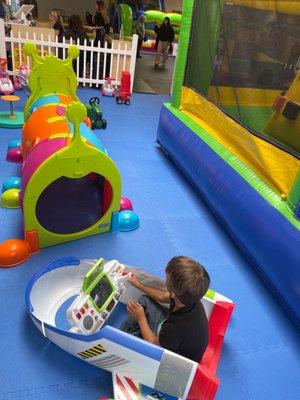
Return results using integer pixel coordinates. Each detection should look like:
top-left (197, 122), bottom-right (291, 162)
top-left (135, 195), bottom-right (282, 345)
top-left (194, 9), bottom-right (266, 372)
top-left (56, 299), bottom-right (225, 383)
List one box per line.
top-left (85, 11), bottom-right (93, 26)
top-left (0, 0), bottom-right (10, 22)
top-left (93, 0), bottom-right (110, 45)
top-left (64, 14), bottom-right (90, 45)
top-left (19, 0), bottom-right (38, 19)
top-left (154, 17), bottom-right (174, 68)
top-left (120, 256), bottom-right (210, 363)
top-left (63, 15), bottom-right (90, 75)
top-left (49, 9), bottom-right (64, 40)
top-left (134, 13), bottom-right (145, 58)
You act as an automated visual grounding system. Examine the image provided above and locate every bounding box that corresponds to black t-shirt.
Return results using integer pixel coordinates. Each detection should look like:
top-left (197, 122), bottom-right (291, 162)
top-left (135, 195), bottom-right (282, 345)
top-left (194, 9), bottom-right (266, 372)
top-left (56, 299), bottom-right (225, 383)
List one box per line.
top-left (155, 24), bottom-right (175, 43)
top-left (158, 299), bottom-right (208, 362)
top-left (63, 29), bottom-right (90, 46)
top-left (94, 12), bottom-right (110, 34)
top-left (53, 21), bottom-right (64, 39)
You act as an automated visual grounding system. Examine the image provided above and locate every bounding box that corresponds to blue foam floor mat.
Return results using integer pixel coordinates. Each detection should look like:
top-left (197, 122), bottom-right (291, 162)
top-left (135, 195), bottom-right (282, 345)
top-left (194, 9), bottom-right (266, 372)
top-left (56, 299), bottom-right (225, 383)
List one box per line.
top-left (0, 89), bottom-right (300, 400)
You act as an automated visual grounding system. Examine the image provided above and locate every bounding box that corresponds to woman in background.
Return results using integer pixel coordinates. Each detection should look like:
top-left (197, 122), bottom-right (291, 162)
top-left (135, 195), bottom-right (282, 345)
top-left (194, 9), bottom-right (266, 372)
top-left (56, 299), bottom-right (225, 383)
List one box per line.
top-left (63, 15), bottom-right (90, 75)
top-left (134, 14), bottom-right (146, 58)
top-left (154, 17), bottom-right (174, 69)
top-left (49, 9), bottom-right (64, 40)
top-left (93, 0), bottom-right (110, 45)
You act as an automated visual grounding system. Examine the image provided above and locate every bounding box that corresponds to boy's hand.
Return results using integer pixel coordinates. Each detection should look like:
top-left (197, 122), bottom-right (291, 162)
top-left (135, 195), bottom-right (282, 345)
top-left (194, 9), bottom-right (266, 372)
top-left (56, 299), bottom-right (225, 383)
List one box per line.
top-left (127, 300), bottom-right (146, 323)
top-left (128, 273), bottom-right (141, 288)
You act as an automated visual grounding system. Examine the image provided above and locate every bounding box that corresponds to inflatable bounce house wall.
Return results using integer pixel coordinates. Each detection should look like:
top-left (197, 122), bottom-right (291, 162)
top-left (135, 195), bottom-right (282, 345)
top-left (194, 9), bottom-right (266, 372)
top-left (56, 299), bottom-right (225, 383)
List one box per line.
top-left (157, 0), bottom-right (300, 326)
top-left (0, 43), bottom-right (139, 268)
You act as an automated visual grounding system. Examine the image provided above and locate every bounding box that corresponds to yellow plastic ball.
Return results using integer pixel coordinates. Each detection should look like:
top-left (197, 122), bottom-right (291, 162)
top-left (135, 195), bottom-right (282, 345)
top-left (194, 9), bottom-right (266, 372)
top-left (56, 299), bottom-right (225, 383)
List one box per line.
top-left (0, 188), bottom-right (20, 208)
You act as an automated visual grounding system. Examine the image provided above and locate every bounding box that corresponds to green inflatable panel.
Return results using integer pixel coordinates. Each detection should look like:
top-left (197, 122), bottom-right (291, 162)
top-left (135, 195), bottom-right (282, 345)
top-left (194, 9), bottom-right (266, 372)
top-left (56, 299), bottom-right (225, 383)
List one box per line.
top-left (120, 4), bottom-right (133, 38)
top-left (145, 10), bottom-right (181, 27)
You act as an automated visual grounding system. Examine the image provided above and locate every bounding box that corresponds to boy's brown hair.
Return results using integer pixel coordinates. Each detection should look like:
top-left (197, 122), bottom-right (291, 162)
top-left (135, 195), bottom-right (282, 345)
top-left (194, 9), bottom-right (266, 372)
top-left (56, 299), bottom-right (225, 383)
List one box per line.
top-left (165, 256), bottom-right (210, 305)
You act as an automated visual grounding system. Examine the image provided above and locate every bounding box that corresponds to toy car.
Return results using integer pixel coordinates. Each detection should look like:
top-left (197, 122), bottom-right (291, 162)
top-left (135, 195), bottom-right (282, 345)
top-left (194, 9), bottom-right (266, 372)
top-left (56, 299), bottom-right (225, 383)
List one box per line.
top-left (101, 77), bottom-right (116, 97)
top-left (86, 97), bottom-right (107, 130)
top-left (116, 71), bottom-right (131, 105)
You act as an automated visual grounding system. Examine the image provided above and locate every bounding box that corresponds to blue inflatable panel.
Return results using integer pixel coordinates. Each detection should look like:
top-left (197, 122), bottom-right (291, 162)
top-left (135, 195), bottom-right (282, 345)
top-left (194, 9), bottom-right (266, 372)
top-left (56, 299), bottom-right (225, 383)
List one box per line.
top-left (157, 105), bottom-right (300, 326)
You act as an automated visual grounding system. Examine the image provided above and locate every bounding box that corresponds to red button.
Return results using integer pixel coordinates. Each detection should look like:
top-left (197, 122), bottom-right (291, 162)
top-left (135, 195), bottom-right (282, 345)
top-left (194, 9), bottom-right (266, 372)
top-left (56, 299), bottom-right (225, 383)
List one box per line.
top-left (76, 313), bottom-right (81, 319)
top-left (80, 308), bottom-right (85, 314)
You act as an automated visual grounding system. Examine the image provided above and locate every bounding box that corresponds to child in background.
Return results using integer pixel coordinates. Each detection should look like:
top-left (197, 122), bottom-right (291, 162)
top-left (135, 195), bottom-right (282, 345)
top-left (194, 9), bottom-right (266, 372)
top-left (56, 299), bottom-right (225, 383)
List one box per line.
top-left (120, 256), bottom-right (210, 362)
top-left (154, 17), bottom-right (175, 68)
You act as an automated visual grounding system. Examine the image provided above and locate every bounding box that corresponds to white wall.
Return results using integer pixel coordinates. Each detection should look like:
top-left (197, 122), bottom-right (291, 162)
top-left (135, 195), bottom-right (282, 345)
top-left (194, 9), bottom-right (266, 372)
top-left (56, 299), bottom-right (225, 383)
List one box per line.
top-left (38, 0), bottom-right (110, 20)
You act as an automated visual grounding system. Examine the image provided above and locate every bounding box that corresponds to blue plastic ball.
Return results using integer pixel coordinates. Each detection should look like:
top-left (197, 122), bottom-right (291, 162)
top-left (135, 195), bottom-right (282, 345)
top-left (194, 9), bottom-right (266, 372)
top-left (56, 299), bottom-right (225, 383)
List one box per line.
top-left (1, 176), bottom-right (21, 193)
top-left (7, 139), bottom-right (21, 151)
top-left (119, 210), bottom-right (140, 231)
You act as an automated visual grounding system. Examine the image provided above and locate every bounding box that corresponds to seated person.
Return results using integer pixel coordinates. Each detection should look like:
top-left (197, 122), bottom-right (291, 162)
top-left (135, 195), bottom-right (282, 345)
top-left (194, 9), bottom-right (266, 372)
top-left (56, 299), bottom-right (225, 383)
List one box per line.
top-left (120, 256), bottom-right (210, 362)
top-left (63, 14), bottom-right (90, 44)
top-left (63, 15), bottom-right (90, 75)
top-left (49, 9), bottom-right (64, 40)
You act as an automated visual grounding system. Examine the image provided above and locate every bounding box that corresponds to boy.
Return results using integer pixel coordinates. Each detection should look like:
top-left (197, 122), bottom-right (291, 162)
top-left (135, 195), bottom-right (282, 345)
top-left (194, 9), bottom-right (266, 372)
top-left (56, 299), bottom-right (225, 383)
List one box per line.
top-left (120, 256), bottom-right (210, 362)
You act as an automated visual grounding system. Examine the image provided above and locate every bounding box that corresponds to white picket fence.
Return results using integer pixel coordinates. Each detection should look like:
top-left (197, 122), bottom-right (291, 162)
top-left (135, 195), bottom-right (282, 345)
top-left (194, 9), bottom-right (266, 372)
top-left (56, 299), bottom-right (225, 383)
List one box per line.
top-left (0, 19), bottom-right (138, 92)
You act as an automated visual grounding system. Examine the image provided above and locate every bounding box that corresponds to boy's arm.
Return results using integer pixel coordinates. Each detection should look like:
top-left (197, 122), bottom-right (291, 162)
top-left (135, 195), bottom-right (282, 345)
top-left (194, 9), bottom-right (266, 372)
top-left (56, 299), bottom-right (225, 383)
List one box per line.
top-left (129, 274), bottom-right (170, 303)
top-left (127, 301), bottom-right (159, 345)
top-left (139, 316), bottom-right (159, 344)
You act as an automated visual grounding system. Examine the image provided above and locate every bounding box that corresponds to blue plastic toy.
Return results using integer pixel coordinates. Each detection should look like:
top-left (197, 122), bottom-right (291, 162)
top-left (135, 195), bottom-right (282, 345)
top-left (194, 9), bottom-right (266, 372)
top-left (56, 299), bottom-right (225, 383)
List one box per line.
top-left (2, 176), bottom-right (21, 193)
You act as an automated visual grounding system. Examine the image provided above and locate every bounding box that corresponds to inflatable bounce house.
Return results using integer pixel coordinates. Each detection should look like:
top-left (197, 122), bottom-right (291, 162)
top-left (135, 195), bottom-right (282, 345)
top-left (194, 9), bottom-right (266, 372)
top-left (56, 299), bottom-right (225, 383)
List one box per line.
top-left (157, 0), bottom-right (300, 326)
top-left (0, 43), bottom-right (139, 268)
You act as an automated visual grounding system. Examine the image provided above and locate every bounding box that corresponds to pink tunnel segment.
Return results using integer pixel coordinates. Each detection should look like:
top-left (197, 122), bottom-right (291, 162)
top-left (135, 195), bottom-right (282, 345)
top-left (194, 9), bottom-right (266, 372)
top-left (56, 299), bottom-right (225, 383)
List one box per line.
top-left (20, 138), bottom-right (67, 207)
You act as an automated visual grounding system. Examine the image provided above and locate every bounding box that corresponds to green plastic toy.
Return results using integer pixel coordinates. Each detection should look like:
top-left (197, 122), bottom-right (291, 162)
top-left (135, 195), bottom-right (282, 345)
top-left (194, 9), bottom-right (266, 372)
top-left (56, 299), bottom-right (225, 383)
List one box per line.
top-left (86, 97), bottom-right (107, 130)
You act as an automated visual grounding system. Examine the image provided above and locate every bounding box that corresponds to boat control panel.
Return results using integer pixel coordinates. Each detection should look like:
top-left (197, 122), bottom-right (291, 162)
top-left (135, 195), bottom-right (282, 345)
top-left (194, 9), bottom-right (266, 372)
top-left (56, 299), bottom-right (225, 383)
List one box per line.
top-left (67, 258), bottom-right (131, 334)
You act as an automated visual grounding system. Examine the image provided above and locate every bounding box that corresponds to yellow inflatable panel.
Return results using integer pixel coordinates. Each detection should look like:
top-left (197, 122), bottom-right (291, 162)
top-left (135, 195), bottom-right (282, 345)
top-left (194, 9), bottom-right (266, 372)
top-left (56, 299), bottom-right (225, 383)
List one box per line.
top-left (230, 0), bottom-right (300, 15)
top-left (180, 87), bottom-right (299, 196)
top-left (208, 86), bottom-right (278, 106)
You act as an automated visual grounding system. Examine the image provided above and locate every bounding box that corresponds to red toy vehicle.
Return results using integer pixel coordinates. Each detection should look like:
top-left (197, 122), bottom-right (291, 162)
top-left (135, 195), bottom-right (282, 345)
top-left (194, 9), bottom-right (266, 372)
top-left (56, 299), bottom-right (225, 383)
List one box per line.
top-left (116, 71), bottom-right (131, 105)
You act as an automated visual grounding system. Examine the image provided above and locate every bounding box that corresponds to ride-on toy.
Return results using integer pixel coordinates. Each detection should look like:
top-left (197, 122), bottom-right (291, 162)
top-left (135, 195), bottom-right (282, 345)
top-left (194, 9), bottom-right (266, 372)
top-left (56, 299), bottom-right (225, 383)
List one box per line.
top-left (116, 71), bottom-right (131, 105)
top-left (13, 65), bottom-right (30, 96)
top-left (0, 58), bottom-right (14, 95)
top-left (86, 97), bottom-right (107, 129)
top-left (101, 77), bottom-right (116, 97)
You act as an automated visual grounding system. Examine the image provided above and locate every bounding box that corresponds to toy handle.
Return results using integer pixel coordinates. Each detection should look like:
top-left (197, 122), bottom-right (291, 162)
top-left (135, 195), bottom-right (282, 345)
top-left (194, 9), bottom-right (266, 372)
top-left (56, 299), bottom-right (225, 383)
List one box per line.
top-left (89, 96), bottom-right (100, 106)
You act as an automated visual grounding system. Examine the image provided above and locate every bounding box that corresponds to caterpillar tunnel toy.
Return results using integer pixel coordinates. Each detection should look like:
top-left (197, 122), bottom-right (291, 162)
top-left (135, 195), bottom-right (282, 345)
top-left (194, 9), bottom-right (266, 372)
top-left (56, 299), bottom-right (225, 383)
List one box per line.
top-left (0, 43), bottom-right (139, 268)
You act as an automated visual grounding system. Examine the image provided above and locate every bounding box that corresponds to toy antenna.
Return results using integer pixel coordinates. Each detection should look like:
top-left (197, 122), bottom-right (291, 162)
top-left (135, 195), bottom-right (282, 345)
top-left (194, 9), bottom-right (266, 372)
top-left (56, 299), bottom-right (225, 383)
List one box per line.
top-left (66, 102), bottom-right (87, 149)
